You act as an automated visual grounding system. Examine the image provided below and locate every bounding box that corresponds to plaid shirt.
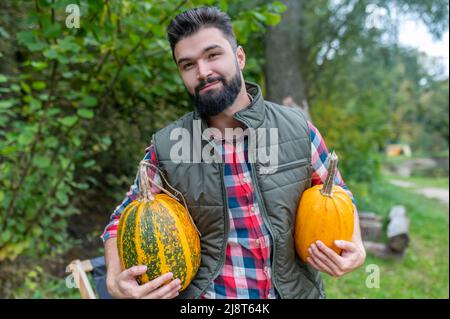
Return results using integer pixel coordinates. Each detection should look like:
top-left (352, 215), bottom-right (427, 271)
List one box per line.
top-left (101, 121), bottom-right (355, 299)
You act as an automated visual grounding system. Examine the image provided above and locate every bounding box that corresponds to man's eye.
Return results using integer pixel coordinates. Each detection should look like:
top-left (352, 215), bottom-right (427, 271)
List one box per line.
top-left (208, 53), bottom-right (218, 59)
top-left (183, 63), bottom-right (193, 70)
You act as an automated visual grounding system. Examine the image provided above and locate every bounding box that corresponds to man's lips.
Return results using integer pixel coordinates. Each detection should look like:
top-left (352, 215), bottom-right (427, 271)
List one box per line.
top-left (200, 80), bottom-right (220, 92)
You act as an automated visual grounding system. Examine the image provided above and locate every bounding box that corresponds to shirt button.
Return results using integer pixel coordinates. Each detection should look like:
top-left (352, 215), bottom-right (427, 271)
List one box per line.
top-left (242, 177), bottom-right (250, 183)
top-left (268, 293), bottom-right (274, 299)
top-left (250, 206), bottom-right (255, 212)
top-left (264, 266), bottom-right (270, 276)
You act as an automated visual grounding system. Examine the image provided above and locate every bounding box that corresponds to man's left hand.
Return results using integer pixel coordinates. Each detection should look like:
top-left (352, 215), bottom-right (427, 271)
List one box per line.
top-left (306, 240), bottom-right (366, 277)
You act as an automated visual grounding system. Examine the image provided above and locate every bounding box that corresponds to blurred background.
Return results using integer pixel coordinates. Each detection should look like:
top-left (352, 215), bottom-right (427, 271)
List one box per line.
top-left (0, 0), bottom-right (448, 298)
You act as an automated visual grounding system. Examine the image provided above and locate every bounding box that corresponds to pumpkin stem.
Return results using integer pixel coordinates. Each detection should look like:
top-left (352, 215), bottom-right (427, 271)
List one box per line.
top-left (321, 151), bottom-right (338, 197)
top-left (138, 160), bottom-right (202, 237)
top-left (138, 161), bottom-right (156, 202)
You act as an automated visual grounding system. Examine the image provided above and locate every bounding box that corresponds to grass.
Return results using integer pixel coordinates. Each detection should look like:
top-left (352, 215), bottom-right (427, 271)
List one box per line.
top-left (322, 176), bottom-right (449, 299)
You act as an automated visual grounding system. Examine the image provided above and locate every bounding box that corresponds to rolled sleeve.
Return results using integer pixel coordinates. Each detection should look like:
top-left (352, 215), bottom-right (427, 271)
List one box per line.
top-left (308, 121), bottom-right (356, 205)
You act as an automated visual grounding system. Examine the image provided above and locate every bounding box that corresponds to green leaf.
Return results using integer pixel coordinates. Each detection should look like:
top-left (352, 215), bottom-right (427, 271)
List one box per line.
top-left (57, 37), bottom-right (80, 53)
top-left (1, 230), bottom-right (11, 242)
top-left (0, 145), bottom-right (17, 155)
top-left (82, 160), bottom-right (96, 168)
top-left (29, 98), bottom-right (42, 111)
top-left (70, 182), bottom-right (89, 190)
top-left (77, 108), bottom-right (94, 119)
top-left (28, 42), bottom-right (47, 52)
top-left (47, 108), bottom-right (60, 117)
top-left (31, 61), bottom-right (48, 70)
top-left (81, 95), bottom-right (97, 107)
top-left (43, 48), bottom-right (58, 60)
top-left (32, 81), bottom-right (46, 90)
top-left (0, 99), bottom-right (17, 109)
top-left (16, 30), bottom-right (47, 51)
top-left (101, 136), bottom-right (112, 147)
top-left (59, 116), bottom-right (78, 127)
top-left (252, 12), bottom-right (267, 23)
top-left (21, 82), bottom-right (31, 94)
top-left (219, 0), bottom-right (228, 12)
top-left (265, 13), bottom-right (281, 26)
top-left (72, 137), bottom-right (81, 147)
top-left (33, 155), bottom-right (51, 168)
top-left (10, 84), bottom-right (20, 92)
top-left (56, 190), bottom-right (69, 206)
top-left (16, 31), bottom-right (35, 46)
top-left (38, 93), bottom-right (49, 101)
top-left (0, 74), bottom-right (7, 83)
top-left (44, 136), bottom-right (58, 148)
top-left (43, 23), bottom-right (62, 39)
top-left (18, 131), bottom-right (34, 146)
top-left (59, 156), bottom-right (71, 169)
top-left (270, 1), bottom-right (288, 13)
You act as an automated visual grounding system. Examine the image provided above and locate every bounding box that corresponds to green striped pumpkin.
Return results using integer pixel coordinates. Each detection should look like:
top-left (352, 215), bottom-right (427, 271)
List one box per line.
top-left (117, 193), bottom-right (201, 291)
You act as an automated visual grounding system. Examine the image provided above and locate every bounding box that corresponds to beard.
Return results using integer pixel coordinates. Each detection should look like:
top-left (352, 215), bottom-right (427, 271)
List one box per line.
top-left (188, 66), bottom-right (242, 118)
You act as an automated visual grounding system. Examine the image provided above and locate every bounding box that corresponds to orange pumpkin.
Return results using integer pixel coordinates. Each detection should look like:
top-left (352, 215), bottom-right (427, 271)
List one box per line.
top-left (294, 151), bottom-right (354, 262)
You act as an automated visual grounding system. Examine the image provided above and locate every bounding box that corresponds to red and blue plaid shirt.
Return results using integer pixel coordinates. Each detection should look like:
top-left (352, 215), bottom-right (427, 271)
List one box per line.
top-left (101, 121), bottom-right (355, 299)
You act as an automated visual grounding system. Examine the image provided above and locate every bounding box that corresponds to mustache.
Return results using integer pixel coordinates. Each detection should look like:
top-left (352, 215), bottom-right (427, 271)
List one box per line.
top-left (195, 76), bottom-right (224, 94)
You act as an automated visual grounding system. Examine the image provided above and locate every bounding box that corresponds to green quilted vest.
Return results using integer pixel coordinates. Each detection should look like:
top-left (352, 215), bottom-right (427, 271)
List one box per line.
top-left (152, 82), bottom-right (325, 299)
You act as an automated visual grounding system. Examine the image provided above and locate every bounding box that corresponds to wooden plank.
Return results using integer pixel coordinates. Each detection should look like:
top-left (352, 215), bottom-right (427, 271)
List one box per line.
top-left (68, 260), bottom-right (97, 299)
top-left (359, 212), bottom-right (383, 242)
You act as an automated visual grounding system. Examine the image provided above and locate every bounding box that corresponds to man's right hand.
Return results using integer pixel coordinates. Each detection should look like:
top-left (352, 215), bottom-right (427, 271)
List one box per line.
top-left (107, 265), bottom-right (182, 299)
top-left (104, 238), bottom-right (181, 299)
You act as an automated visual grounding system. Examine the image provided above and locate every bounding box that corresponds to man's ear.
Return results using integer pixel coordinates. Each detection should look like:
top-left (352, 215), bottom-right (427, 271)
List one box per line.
top-left (236, 45), bottom-right (246, 70)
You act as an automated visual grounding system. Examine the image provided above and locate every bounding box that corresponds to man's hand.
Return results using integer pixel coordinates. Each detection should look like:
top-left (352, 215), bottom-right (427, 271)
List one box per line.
top-left (306, 239), bottom-right (366, 277)
top-left (104, 238), bottom-right (181, 299)
top-left (107, 266), bottom-right (182, 299)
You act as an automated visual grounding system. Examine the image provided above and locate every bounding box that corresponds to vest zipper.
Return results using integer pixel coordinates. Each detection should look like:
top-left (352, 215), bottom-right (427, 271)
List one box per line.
top-left (232, 114), bottom-right (284, 299)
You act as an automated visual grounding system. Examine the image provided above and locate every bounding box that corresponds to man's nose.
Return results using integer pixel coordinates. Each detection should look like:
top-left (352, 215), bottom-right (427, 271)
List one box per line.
top-left (197, 60), bottom-right (212, 81)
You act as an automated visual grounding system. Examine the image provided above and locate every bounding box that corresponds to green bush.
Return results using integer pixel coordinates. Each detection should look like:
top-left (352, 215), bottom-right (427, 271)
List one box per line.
top-left (0, 0), bottom-right (286, 262)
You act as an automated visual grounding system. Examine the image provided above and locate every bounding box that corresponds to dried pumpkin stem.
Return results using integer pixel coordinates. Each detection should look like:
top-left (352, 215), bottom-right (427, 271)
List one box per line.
top-left (321, 151), bottom-right (338, 197)
top-left (138, 161), bottom-right (155, 202)
top-left (138, 160), bottom-right (202, 237)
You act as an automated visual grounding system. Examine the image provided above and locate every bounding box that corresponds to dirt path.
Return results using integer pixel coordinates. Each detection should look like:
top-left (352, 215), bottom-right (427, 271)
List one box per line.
top-left (389, 179), bottom-right (449, 205)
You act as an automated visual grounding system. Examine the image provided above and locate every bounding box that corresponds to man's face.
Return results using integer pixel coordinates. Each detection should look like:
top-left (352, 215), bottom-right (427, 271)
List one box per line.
top-left (174, 27), bottom-right (245, 117)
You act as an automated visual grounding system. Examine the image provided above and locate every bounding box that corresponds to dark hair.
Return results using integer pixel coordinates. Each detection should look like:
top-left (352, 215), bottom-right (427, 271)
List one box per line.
top-left (167, 6), bottom-right (238, 61)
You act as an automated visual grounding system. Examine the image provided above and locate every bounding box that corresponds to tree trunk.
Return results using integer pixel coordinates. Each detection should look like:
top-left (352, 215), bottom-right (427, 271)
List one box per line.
top-left (264, 0), bottom-right (311, 121)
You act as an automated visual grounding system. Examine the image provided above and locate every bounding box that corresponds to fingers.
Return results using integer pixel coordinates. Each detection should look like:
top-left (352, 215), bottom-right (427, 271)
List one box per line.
top-left (142, 277), bottom-right (182, 299)
top-left (334, 240), bottom-right (357, 252)
top-left (310, 242), bottom-right (340, 270)
top-left (307, 244), bottom-right (340, 277)
top-left (315, 240), bottom-right (344, 265)
top-left (308, 240), bottom-right (365, 277)
top-left (307, 256), bottom-right (335, 277)
top-left (137, 272), bottom-right (174, 296)
top-left (121, 265), bottom-right (148, 280)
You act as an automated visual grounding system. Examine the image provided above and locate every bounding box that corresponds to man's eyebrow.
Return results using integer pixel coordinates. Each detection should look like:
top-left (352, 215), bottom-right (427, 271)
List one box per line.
top-left (177, 45), bottom-right (224, 66)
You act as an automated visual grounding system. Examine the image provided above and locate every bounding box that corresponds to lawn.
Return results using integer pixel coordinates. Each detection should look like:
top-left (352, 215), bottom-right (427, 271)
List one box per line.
top-left (322, 177), bottom-right (449, 298)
